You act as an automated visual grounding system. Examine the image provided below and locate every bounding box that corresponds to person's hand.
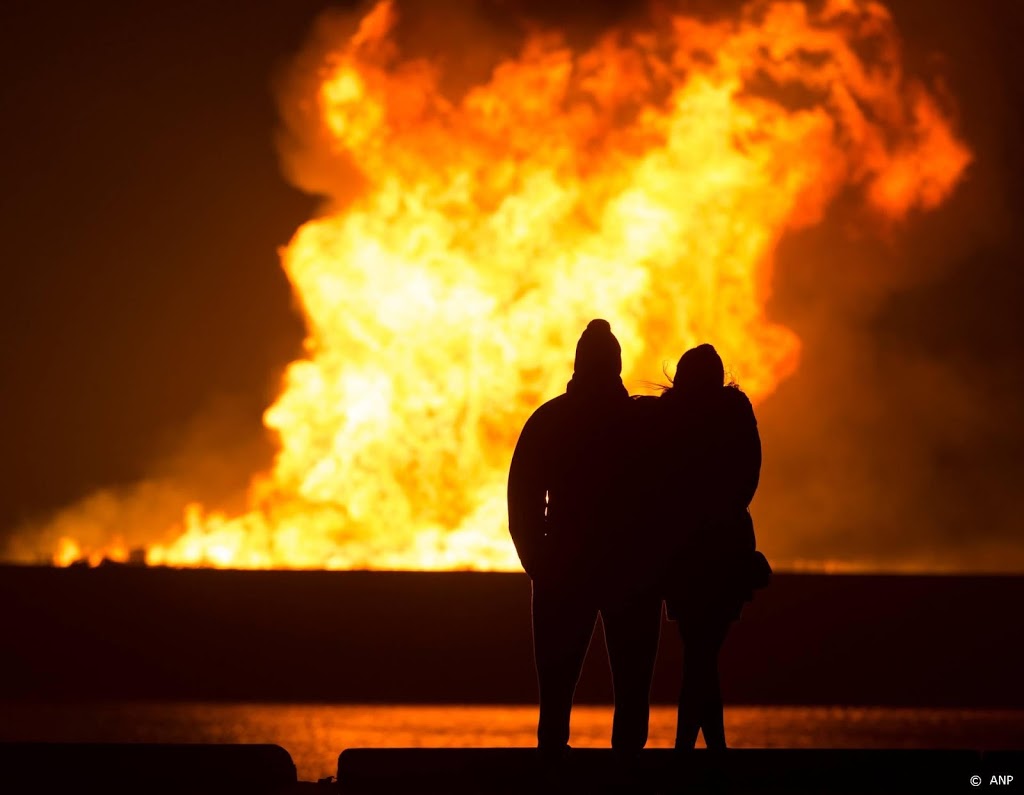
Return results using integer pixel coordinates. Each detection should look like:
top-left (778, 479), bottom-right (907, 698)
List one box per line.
top-left (526, 552), bottom-right (556, 582)
top-left (525, 536), bottom-right (565, 582)
top-left (520, 546), bottom-right (548, 581)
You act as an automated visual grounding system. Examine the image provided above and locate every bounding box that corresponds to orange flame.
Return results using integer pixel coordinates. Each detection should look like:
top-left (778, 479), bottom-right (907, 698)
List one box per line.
top-left (53, 0), bottom-right (969, 569)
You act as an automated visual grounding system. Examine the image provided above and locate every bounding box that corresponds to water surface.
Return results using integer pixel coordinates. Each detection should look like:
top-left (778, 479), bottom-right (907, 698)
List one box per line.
top-left (2, 703), bottom-right (1022, 782)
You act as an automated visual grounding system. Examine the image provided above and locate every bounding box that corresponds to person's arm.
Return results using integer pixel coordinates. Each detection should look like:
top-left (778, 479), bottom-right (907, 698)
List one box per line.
top-left (507, 411), bottom-right (549, 579)
top-left (728, 389), bottom-right (761, 508)
top-left (742, 422), bottom-right (762, 508)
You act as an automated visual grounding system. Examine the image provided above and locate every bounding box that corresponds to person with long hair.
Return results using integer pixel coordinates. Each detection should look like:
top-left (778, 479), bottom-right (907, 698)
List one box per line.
top-left (642, 343), bottom-right (769, 750)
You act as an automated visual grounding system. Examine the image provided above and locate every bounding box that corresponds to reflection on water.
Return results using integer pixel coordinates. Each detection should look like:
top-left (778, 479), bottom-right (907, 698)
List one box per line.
top-left (1, 703), bottom-right (1022, 782)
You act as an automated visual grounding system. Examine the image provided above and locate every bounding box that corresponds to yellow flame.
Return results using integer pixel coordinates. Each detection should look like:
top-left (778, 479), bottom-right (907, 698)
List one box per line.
top-left (55, 0), bottom-right (969, 569)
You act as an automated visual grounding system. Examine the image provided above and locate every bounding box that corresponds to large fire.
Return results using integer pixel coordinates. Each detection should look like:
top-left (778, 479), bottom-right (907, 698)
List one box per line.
top-left (51, 0), bottom-right (968, 569)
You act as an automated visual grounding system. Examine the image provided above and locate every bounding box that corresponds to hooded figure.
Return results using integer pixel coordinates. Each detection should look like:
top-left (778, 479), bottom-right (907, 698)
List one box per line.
top-left (650, 343), bottom-right (768, 751)
top-left (508, 319), bottom-right (662, 755)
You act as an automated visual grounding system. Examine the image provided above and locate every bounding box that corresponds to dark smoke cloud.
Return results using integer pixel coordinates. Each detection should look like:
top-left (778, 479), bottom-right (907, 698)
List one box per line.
top-left (753, 0), bottom-right (1024, 570)
top-left (5, 394), bottom-right (276, 564)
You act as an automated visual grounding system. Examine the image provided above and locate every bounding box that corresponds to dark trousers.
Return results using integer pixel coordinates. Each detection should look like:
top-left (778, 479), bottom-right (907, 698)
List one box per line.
top-left (532, 579), bottom-right (662, 752)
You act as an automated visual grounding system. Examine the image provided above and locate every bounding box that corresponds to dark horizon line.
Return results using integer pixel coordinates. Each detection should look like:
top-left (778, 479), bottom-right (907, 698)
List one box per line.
top-left (2, 562), bottom-right (1023, 578)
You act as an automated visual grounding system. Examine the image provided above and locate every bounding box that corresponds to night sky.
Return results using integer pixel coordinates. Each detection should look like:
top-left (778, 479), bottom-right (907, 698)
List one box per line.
top-left (1, 1), bottom-right (1022, 568)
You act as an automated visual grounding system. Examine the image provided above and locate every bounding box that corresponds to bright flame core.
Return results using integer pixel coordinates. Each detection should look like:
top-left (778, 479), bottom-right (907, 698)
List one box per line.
top-left (57, 0), bottom-right (969, 569)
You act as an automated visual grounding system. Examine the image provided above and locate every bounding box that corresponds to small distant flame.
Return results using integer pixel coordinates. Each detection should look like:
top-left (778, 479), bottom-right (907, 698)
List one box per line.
top-left (53, 0), bottom-right (969, 569)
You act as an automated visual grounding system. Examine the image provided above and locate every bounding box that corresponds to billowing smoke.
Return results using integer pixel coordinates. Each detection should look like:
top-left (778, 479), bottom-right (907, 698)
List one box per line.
top-left (5, 395), bottom-right (275, 566)
top-left (755, 124), bottom-right (1024, 571)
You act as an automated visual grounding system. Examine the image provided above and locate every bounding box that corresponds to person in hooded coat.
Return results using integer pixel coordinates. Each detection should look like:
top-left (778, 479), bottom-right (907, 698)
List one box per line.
top-left (648, 343), bottom-right (768, 750)
top-left (508, 319), bottom-right (663, 755)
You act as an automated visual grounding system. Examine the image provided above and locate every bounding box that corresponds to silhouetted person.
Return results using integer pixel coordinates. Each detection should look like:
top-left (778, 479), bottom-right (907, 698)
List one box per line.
top-left (508, 319), bottom-right (662, 756)
top-left (639, 343), bottom-right (769, 750)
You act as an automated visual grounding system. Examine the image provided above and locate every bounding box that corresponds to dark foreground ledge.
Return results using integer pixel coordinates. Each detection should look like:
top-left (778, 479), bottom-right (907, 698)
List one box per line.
top-left (336, 748), bottom-right (1024, 794)
top-left (0, 742), bottom-right (303, 795)
top-left (2, 744), bottom-right (1020, 794)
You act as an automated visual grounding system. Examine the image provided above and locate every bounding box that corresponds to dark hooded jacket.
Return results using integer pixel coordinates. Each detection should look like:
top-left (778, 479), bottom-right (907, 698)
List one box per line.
top-left (507, 373), bottom-right (633, 594)
top-left (641, 384), bottom-right (762, 618)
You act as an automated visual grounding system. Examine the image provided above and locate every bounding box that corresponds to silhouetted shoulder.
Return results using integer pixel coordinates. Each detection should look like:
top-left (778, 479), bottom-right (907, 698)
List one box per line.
top-left (721, 386), bottom-right (756, 424)
top-left (511, 396), bottom-right (571, 469)
top-left (629, 394), bottom-right (664, 436)
top-left (520, 394), bottom-right (570, 430)
top-left (630, 394), bottom-right (659, 413)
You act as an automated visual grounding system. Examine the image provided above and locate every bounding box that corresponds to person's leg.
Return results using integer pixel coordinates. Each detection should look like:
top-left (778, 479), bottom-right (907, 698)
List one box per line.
top-left (532, 579), bottom-right (599, 751)
top-left (696, 617), bottom-right (731, 750)
top-left (677, 615), bottom-right (731, 750)
top-left (603, 595), bottom-right (663, 753)
top-left (675, 615), bottom-right (701, 750)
